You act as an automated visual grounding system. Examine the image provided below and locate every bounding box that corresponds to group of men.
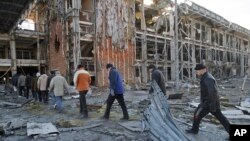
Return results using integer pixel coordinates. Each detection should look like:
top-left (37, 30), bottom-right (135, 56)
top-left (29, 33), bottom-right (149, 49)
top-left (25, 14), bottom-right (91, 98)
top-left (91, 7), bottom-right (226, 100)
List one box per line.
top-left (148, 63), bottom-right (230, 137)
top-left (11, 62), bottom-right (230, 136)
top-left (74, 63), bottom-right (129, 120)
top-left (11, 70), bottom-right (68, 113)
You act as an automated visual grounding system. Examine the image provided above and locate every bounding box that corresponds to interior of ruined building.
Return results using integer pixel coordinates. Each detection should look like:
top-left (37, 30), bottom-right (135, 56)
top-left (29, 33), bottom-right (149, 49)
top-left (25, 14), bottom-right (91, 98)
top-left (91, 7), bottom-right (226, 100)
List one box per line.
top-left (0, 0), bottom-right (249, 86)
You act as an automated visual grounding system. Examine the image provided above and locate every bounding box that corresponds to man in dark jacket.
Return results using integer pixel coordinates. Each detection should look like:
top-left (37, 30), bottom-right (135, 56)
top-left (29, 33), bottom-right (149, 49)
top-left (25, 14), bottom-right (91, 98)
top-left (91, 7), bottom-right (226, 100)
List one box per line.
top-left (148, 64), bottom-right (166, 95)
top-left (46, 70), bottom-right (56, 108)
top-left (102, 63), bottom-right (129, 120)
top-left (25, 73), bottom-right (32, 99)
top-left (186, 64), bottom-right (230, 134)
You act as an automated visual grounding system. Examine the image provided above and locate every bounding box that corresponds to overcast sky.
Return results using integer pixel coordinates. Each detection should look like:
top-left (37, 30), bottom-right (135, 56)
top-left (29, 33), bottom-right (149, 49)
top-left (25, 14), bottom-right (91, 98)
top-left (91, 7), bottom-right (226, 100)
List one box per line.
top-left (178, 0), bottom-right (250, 30)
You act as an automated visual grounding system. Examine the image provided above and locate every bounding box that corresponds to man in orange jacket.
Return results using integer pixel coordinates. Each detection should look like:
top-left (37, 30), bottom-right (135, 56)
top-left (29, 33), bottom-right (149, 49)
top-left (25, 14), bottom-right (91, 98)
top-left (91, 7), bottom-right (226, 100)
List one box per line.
top-left (74, 64), bottom-right (91, 118)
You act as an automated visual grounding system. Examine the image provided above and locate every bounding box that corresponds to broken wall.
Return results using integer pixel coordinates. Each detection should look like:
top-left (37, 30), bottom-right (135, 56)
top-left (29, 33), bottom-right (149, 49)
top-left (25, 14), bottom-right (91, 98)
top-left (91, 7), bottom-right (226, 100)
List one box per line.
top-left (48, 21), bottom-right (67, 76)
top-left (95, 0), bottom-right (136, 86)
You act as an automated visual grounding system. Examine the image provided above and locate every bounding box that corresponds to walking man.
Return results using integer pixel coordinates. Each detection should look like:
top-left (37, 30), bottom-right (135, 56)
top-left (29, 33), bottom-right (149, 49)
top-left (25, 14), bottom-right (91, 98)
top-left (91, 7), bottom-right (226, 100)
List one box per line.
top-left (25, 73), bottom-right (32, 99)
top-left (37, 72), bottom-right (48, 104)
top-left (74, 64), bottom-right (91, 118)
top-left (47, 70), bottom-right (56, 108)
top-left (49, 71), bottom-right (68, 113)
top-left (186, 64), bottom-right (230, 134)
top-left (102, 63), bottom-right (129, 120)
top-left (148, 64), bottom-right (166, 95)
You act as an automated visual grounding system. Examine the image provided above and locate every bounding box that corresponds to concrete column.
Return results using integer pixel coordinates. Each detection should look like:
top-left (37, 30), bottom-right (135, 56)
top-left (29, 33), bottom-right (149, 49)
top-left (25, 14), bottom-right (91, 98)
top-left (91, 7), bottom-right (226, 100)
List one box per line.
top-left (140, 1), bottom-right (147, 83)
top-left (36, 9), bottom-right (41, 72)
top-left (207, 26), bottom-right (211, 44)
top-left (240, 40), bottom-right (245, 76)
top-left (170, 11), bottom-right (175, 81)
top-left (191, 45), bottom-right (196, 79)
top-left (190, 21), bottom-right (196, 79)
top-left (10, 34), bottom-right (17, 76)
top-left (72, 0), bottom-right (81, 70)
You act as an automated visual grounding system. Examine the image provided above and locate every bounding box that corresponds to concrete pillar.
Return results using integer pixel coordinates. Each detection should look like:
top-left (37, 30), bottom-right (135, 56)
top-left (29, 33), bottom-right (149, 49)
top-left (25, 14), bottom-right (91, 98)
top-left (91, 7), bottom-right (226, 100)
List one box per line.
top-left (170, 11), bottom-right (175, 81)
top-left (140, 1), bottom-right (147, 83)
top-left (10, 34), bottom-right (17, 76)
top-left (190, 20), bottom-right (196, 79)
top-left (240, 40), bottom-right (245, 76)
top-left (36, 10), bottom-right (41, 72)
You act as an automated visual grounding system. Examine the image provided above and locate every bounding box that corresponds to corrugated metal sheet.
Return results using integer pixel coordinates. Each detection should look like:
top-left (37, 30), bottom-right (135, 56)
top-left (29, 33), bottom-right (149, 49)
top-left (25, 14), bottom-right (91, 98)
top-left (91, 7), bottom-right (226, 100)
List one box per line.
top-left (143, 81), bottom-right (190, 141)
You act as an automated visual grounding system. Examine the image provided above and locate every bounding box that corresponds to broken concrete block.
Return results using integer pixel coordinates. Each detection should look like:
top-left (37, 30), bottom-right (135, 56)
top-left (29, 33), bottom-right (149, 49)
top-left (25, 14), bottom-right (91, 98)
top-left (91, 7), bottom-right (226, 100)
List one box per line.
top-left (27, 122), bottom-right (59, 137)
top-left (220, 102), bottom-right (234, 107)
top-left (56, 119), bottom-right (84, 128)
top-left (240, 97), bottom-right (250, 108)
top-left (188, 102), bottom-right (199, 108)
top-left (219, 97), bottom-right (229, 102)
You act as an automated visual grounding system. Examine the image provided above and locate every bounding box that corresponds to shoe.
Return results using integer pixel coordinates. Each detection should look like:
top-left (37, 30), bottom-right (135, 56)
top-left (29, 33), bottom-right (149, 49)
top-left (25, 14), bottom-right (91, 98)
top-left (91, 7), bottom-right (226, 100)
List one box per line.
top-left (185, 129), bottom-right (198, 134)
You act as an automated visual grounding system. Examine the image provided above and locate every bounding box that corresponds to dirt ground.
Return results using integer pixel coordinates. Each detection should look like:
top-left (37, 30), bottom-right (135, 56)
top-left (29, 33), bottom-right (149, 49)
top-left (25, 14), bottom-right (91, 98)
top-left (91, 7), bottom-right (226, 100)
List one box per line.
top-left (1, 77), bottom-right (250, 141)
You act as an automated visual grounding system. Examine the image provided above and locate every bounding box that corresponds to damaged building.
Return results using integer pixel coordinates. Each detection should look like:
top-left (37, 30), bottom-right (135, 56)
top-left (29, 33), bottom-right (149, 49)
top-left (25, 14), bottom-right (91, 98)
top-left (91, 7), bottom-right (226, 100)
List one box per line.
top-left (1, 1), bottom-right (250, 141)
top-left (0, 0), bottom-right (250, 86)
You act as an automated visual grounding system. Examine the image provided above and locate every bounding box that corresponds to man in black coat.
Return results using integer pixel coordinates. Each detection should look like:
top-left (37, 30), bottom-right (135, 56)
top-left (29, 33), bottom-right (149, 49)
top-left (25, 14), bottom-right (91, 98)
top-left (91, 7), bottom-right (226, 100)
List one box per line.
top-left (148, 64), bottom-right (166, 95)
top-left (186, 64), bottom-right (230, 134)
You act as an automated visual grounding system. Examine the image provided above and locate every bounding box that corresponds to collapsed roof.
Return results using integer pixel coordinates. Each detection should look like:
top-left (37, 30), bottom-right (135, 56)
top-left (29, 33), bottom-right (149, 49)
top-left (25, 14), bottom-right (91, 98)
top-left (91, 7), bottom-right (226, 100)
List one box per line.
top-left (0, 0), bottom-right (33, 33)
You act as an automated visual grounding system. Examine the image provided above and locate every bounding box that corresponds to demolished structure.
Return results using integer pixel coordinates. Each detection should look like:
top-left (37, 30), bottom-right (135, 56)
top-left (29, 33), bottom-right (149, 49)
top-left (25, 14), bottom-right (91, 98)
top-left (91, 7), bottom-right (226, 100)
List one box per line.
top-left (0, 0), bottom-right (250, 87)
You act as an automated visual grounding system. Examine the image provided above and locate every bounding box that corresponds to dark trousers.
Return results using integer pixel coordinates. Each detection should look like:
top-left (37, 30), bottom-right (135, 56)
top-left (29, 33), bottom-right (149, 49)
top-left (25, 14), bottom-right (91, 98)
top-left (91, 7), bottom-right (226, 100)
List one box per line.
top-left (79, 90), bottom-right (88, 117)
top-left (19, 86), bottom-right (25, 96)
top-left (38, 90), bottom-right (42, 102)
top-left (26, 86), bottom-right (31, 99)
top-left (41, 90), bottom-right (48, 104)
top-left (103, 94), bottom-right (129, 119)
top-left (192, 104), bottom-right (230, 133)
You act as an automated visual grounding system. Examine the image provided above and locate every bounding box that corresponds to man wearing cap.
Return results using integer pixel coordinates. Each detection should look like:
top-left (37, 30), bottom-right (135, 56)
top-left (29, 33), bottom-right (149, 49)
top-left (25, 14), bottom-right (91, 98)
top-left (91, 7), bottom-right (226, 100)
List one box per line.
top-left (102, 63), bottom-right (129, 120)
top-left (74, 64), bottom-right (91, 118)
top-left (148, 64), bottom-right (166, 95)
top-left (186, 63), bottom-right (230, 134)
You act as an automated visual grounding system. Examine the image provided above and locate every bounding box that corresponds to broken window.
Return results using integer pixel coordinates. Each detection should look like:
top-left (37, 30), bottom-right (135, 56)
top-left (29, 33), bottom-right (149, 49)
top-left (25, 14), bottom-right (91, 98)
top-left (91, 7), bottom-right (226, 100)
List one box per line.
top-left (80, 0), bottom-right (94, 22)
top-left (136, 39), bottom-right (142, 60)
top-left (219, 33), bottom-right (223, 46)
top-left (201, 25), bottom-right (206, 42)
top-left (243, 41), bottom-right (248, 52)
top-left (195, 23), bottom-right (201, 40)
top-left (201, 48), bottom-right (206, 60)
top-left (135, 2), bottom-right (141, 29)
top-left (183, 44), bottom-right (189, 61)
top-left (211, 49), bottom-right (215, 60)
top-left (195, 46), bottom-right (200, 63)
top-left (0, 46), bottom-right (4, 59)
top-left (16, 49), bottom-right (35, 59)
top-left (80, 42), bottom-right (93, 57)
